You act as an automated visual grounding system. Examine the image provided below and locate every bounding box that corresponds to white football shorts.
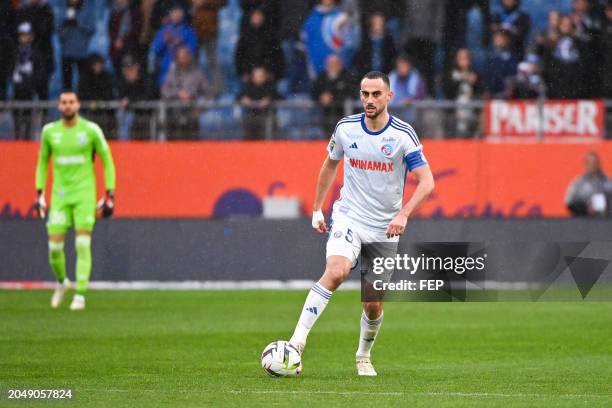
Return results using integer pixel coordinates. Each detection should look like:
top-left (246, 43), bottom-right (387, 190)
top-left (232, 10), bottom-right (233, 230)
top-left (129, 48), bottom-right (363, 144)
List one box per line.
top-left (326, 213), bottom-right (399, 267)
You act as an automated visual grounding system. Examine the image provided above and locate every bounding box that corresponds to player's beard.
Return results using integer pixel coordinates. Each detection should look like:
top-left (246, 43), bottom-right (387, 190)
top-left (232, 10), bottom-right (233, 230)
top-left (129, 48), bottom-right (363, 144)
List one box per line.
top-left (364, 104), bottom-right (385, 119)
top-left (61, 111), bottom-right (77, 121)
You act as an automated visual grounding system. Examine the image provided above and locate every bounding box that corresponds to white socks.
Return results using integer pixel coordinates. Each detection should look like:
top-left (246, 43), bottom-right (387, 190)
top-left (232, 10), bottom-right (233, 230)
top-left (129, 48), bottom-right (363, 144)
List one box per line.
top-left (290, 282), bottom-right (384, 360)
top-left (290, 282), bottom-right (332, 346)
top-left (356, 311), bottom-right (383, 358)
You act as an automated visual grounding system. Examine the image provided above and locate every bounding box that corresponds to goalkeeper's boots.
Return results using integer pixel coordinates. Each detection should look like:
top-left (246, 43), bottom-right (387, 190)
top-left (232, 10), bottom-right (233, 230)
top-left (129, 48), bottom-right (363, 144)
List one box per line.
top-left (51, 279), bottom-right (70, 309)
top-left (69, 294), bottom-right (86, 311)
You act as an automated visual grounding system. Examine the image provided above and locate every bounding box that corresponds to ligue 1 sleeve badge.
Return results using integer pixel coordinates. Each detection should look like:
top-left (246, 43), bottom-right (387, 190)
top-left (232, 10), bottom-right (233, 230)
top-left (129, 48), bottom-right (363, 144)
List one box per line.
top-left (328, 138), bottom-right (336, 153)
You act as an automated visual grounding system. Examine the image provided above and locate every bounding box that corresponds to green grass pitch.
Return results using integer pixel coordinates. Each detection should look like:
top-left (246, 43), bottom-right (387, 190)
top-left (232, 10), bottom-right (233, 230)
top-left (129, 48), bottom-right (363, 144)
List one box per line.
top-left (1, 290), bottom-right (611, 407)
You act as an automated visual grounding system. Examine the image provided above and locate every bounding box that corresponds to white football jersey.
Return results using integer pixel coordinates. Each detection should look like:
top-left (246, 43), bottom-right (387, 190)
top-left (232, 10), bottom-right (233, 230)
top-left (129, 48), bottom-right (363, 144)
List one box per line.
top-left (327, 113), bottom-right (427, 231)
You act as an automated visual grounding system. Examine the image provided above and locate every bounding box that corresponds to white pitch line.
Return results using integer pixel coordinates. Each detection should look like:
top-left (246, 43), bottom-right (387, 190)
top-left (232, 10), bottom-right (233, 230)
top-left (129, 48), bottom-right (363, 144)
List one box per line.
top-left (227, 390), bottom-right (610, 399)
top-left (421, 391), bottom-right (610, 399)
top-left (229, 390), bottom-right (404, 396)
top-left (76, 388), bottom-right (612, 399)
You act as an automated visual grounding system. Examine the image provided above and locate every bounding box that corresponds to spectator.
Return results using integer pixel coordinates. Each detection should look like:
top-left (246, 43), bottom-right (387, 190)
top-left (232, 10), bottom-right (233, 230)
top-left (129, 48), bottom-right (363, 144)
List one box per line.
top-left (505, 54), bottom-right (546, 99)
top-left (301, 0), bottom-right (360, 78)
top-left (238, 66), bottom-right (279, 140)
top-left (190, 0), bottom-right (227, 95)
top-left (401, 0), bottom-right (446, 96)
top-left (139, 0), bottom-right (156, 57)
top-left (357, 0), bottom-right (405, 30)
top-left (12, 22), bottom-right (46, 139)
top-left (58, 0), bottom-right (96, 90)
top-left (109, 0), bottom-right (143, 75)
top-left (444, 48), bottom-right (481, 100)
top-left (152, 5), bottom-right (198, 89)
top-left (388, 54), bottom-right (427, 107)
top-left (78, 54), bottom-right (114, 101)
top-left (444, 0), bottom-right (491, 68)
top-left (78, 54), bottom-right (115, 133)
top-left (235, 8), bottom-right (284, 82)
top-left (534, 10), bottom-right (561, 57)
top-left (239, 0), bottom-right (280, 35)
top-left (565, 151), bottom-right (612, 217)
top-left (353, 13), bottom-right (396, 77)
top-left (279, 0), bottom-right (315, 42)
top-left (150, 0), bottom-right (188, 34)
top-left (485, 30), bottom-right (517, 97)
top-left (279, 0), bottom-right (316, 94)
top-left (311, 54), bottom-right (354, 135)
top-left (542, 15), bottom-right (586, 99)
top-left (0, 0), bottom-right (15, 100)
top-left (490, 0), bottom-right (531, 61)
top-left (572, 0), bottom-right (605, 97)
top-left (15, 0), bottom-right (54, 100)
top-left (161, 46), bottom-right (211, 139)
top-left (116, 55), bottom-right (152, 140)
top-left (547, 10), bottom-right (562, 44)
top-left (604, 2), bottom-right (612, 98)
top-left (12, 23), bottom-right (46, 99)
top-left (443, 48), bottom-right (481, 137)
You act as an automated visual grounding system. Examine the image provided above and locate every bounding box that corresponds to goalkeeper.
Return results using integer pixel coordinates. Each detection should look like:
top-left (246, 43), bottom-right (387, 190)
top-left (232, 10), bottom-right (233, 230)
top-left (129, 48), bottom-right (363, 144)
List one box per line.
top-left (35, 90), bottom-right (116, 310)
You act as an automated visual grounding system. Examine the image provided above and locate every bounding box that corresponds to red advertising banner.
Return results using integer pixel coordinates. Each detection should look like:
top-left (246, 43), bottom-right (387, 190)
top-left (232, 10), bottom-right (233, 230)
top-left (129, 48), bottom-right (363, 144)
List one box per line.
top-left (485, 100), bottom-right (605, 141)
top-left (1, 141), bottom-right (611, 219)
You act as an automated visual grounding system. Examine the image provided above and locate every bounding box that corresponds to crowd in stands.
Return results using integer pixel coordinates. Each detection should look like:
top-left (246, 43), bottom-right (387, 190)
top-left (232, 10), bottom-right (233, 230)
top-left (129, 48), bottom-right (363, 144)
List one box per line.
top-left (0, 0), bottom-right (611, 139)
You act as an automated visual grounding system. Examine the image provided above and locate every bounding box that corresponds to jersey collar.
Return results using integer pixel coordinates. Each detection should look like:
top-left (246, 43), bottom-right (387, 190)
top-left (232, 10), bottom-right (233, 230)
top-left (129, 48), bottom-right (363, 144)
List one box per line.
top-left (361, 113), bottom-right (393, 136)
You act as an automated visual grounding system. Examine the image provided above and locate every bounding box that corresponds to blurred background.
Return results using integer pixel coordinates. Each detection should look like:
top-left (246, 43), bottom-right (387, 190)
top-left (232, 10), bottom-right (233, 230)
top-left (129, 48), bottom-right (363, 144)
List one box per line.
top-left (0, 0), bottom-right (610, 140)
top-left (1, 0), bottom-right (612, 284)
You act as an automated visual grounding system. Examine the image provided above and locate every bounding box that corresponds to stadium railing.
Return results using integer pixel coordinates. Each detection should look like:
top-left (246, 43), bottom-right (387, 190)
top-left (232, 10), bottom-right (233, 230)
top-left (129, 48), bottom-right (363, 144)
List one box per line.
top-left (0, 99), bottom-right (610, 141)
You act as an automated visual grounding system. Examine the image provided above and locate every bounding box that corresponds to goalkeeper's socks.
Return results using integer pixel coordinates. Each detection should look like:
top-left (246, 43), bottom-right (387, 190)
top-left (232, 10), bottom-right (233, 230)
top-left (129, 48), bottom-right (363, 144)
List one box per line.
top-left (48, 241), bottom-right (66, 283)
top-left (290, 282), bottom-right (333, 348)
top-left (75, 235), bottom-right (92, 295)
top-left (356, 311), bottom-right (384, 358)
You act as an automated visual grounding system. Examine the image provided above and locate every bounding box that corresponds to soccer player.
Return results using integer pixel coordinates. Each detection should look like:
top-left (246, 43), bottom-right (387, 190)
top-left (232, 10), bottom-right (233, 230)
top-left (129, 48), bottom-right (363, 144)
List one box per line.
top-left (289, 71), bottom-right (435, 376)
top-left (35, 91), bottom-right (116, 310)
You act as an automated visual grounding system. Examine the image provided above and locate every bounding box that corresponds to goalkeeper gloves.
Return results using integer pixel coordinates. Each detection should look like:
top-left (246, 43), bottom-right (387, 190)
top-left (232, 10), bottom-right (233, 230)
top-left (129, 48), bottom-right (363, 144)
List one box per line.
top-left (35, 190), bottom-right (47, 219)
top-left (97, 191), bottom-right (115, 218)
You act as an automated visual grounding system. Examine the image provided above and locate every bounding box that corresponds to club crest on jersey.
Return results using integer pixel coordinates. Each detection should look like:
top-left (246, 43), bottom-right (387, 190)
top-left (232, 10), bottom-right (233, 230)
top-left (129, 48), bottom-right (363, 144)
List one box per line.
top-left (381, 144), bottom-right (393, 156)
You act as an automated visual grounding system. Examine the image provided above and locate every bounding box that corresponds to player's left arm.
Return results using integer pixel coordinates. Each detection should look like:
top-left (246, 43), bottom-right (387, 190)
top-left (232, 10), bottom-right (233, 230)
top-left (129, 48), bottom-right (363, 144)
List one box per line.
top-left (386, 164), bottom-right (434, 239)
top-left (91, 124), bottom-right (116, 217)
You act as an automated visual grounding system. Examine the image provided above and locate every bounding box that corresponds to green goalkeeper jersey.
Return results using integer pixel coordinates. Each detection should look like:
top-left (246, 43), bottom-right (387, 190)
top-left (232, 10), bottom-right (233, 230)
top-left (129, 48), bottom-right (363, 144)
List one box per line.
top-left (35, 117), bottom-right (116, 201)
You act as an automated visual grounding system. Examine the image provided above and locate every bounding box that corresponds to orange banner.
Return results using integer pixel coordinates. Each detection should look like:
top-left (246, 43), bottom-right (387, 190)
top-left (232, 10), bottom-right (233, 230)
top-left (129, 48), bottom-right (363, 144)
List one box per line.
top-left (1, 141), bottom-right (611, 218)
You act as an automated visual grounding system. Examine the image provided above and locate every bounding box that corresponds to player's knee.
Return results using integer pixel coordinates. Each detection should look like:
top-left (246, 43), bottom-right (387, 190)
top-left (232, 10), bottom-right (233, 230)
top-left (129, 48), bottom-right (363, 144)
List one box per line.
top-left (75, 235), bottom-right (91, 250)
top-left (323, 263), bottom-right (350, 289)
top-left (48, 241), bottom-right (64, 258)
top-left (363, 301), bottom-right (383, 320)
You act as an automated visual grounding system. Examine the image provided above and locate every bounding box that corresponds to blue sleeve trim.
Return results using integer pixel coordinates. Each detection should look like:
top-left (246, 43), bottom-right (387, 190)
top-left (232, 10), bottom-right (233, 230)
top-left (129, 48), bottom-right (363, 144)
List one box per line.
top-left (404, 150), bottom-right (427, 171)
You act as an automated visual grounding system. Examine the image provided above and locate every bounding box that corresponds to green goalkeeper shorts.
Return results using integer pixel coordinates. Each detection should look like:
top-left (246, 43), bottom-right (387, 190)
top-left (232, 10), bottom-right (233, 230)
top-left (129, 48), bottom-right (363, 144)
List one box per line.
top-left (47, 196), bottom-right (96, 234)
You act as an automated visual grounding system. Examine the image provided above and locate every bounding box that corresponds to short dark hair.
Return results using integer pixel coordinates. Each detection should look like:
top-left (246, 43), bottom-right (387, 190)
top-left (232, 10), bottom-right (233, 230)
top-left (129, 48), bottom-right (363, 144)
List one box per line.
top-left (361, 71), bottom-right (390, 88)
top-left (59, 89), bottom-right (79, 100)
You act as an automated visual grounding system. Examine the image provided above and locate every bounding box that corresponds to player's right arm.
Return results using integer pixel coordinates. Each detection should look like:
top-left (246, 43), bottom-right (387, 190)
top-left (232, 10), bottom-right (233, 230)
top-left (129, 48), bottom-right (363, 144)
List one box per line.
top-left (312, 129), bottom-right (344, 233)
top-left (312, 157), bottom-right (340, 233)
top-left (34, 126), bottom-right (51, 218)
